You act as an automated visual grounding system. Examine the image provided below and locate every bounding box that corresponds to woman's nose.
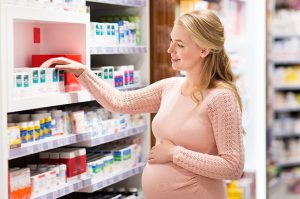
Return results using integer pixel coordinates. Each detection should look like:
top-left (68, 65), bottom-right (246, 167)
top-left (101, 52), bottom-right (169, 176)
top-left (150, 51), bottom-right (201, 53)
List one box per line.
top-left (167, 43), bottom-right (174, 53)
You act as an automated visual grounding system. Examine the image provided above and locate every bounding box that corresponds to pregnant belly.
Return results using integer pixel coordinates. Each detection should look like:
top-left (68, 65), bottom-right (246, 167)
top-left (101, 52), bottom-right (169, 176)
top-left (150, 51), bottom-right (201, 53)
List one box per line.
top-left (142, 163), bottom-right (226, 199)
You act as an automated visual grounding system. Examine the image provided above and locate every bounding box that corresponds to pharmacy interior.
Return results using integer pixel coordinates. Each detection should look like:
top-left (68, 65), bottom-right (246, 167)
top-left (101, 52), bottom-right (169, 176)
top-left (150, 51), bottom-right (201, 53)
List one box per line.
top-left (3, 0), bottom-right (297, 199)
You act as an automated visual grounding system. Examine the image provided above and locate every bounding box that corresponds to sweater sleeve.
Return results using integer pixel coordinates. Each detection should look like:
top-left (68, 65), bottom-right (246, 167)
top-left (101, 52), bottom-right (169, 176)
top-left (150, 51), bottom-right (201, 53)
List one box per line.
top-left (76, 69), bottom-right (172, 114)
top-left (172, 90), bottom-right (244, 180)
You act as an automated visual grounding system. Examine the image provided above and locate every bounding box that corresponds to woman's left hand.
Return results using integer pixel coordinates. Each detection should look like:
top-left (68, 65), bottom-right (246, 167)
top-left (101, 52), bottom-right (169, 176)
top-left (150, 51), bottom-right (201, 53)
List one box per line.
top-left (148, 140), bottom-right (176, 164)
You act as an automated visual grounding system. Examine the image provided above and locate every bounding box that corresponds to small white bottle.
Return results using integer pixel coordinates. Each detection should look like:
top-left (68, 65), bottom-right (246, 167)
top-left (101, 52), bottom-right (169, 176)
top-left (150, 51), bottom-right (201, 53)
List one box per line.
top-left (59, 164), bottom-right (67, 184)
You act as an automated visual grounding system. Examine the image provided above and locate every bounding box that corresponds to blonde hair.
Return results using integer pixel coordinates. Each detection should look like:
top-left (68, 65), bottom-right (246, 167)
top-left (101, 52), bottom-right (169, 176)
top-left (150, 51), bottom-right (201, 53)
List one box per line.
top-left (176, 10), bottom-right (243, 112)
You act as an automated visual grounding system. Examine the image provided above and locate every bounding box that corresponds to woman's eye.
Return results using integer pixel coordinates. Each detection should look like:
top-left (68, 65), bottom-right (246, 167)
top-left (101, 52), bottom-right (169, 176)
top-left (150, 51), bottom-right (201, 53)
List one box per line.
top-left (177, 44), bottom-right (184, 48)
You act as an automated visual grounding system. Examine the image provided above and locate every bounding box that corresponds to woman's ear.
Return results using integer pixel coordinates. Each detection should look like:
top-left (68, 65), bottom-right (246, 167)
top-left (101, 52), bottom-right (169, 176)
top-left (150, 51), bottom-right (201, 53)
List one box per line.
top-left (200, 48), bottom-right (210, 58)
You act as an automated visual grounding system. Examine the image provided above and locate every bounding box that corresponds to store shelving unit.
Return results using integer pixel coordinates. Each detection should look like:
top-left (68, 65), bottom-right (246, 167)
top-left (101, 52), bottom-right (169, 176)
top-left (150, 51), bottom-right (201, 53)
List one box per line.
top-left (0, 0), bottom-right (150, 198)
top-left (90, 46), bottom-right (147, 54)
top-left (74, 124), bottom-right (147, 147)
top-left (9, 124), bottom-right (147, 160)
top-left (274, 133), bottom-right (300, 139)
top-left (277, 160), bottom-right (300, 168)
top-left (267, 1), bottom-right (300, 198)
top-left (87, 0), bottom-right (146, 7)
top-left (32, 177), bottom-right (92, 199)
top-left (8, 84), bottom-right (144, 113)
top-left (31, 162), bottom-right (145, 199)
top-left (78, 162), bottom-right (145, 193)
top-left (274, 85), bottom-right (300, 91)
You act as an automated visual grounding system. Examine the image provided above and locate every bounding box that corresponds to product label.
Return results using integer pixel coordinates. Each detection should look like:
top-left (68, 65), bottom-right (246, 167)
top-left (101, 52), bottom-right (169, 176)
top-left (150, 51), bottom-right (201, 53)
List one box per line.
top-left (27, 126), bottom-right (34, 142)
top-left (34, 126), bottom-right (40, 141)
top-left (109, 68), bottom-right (113, 79)
top-left (113, 151), bottom-right (122, 162)
top-left (20, 128), bottom-right (28, 144)
top-left (123, 148), bottom-right (132, 161)
top-left (16, 75), bottom-right (22, 88)
top-left (59, 70), bottom-right (65, 82)
top-left (124, 71), bottom-right (129, 85)
top-left (112, 25), bottom-right (115, 36)
top-left (96, 29), bottom-right (100, 36)
top-left (45, 118), bottom-right (52, 137)
top-left (129, 71), bottom-right (134, 84)
top-left (40, 119), bottom-right (45, 139)
top-left (107, 25), bottom-right (111, 36)
top-left (23, 75), bottom-right (29, 88)
top-left (104, 68), bottom-right (108, 79)
top-left (33, 70), bottom-right (39, 84)
top-left (53, 69), bottom-right (59, 82)
top-left (40, 69), bottom-right (46, 83)
top-left (98, 72), bottom-right (102, 79)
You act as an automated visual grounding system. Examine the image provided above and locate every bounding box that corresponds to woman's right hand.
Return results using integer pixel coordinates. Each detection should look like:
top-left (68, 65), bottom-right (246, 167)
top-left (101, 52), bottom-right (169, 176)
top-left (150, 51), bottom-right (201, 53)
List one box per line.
top-left (40, 57), bottom-right (87, 77)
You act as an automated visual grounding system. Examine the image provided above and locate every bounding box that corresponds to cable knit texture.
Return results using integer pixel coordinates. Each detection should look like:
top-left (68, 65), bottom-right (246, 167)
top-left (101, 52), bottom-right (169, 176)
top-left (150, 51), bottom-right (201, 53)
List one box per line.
top-left (77, 70), bottom-right (244, 199)
top-left (77, 69), bottom-right (176, 114)
top-left (173, 90), bottom-right (244, 180)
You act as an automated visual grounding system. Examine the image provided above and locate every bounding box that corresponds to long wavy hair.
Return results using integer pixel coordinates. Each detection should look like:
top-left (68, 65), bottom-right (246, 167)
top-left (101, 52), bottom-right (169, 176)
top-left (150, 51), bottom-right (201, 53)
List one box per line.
top-left (176, 10), bottom-right (242, 112)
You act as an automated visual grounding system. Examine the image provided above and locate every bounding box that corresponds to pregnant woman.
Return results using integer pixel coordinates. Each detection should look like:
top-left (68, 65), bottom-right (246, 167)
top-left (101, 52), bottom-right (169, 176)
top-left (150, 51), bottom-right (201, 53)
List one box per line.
top-left (42, 10), bottom-right (244, 199)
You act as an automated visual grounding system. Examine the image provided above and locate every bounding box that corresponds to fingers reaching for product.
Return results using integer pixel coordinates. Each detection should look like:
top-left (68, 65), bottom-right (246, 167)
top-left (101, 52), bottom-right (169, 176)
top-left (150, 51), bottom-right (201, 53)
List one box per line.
top-left (40, 57), bottom-right (70, 68)
top-left (40, 57), bottom-right (87, 77)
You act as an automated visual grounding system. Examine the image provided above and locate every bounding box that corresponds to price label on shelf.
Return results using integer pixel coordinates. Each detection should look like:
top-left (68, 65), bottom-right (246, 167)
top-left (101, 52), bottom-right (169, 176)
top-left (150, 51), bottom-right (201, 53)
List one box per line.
top-left (113, 175), bottom-right (120, 182)
top-left (74, 183), bottom-right (78, 190)
top-left (59, 188), bottom-right (65, 196)
top-left (33, 145), bottom-right (39, 151)
top-left (65, 186), bottom-right (71, 194)
top-left (48, 141), bottom-right (53, 149)
top-left (53, 140), bottom-right (59, 147)
top-left (97, 182), bottom-right (103, 190)
top-left (37, 144), bottom-right (43, 151)
top-left (27, 147), bottom-right (33, 154)
top-left (22, 147), bottom-right (28, 155)
top-left (77, 182), bottom-right (83, 190)
top-left (44, 142), bottom-right (49, 149)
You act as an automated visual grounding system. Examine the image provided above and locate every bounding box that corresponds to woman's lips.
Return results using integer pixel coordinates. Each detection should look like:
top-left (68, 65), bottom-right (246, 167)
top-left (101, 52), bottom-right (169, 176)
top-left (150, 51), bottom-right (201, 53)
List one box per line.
top-left (171, 58), bottom-right (180, 63)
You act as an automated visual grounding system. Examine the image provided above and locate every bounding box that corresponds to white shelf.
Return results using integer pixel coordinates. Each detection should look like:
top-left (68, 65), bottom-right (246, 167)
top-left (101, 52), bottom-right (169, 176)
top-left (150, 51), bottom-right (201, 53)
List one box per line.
top-left (9, 134), bottom-right (77, 160)
top-left (270, 32), bottom-right (300, 38)
top-left (31, 162), bottom-right (146, 198)
top-left (9, 124), bottom-right (146, 160)
top-left (273, 85), bottom-right (300, 90)
top-left (6, 5), bottom-right (89, 24)
top-left (269, 54), bottom-right (300, 64)
top-left (79, 162), bottom-right (146, 193)
top-left (278, 160), bottom-right (300, 168)
top-left (8, 90), bottom-right (93, 113)
top-left (274, 133), bottom-right (300, 139)
top-left (273, 107), bottom-right (300, 112)
top-left (87, 0), bottom-right (146, 7)
top-left (90, 46), bottom-right (147, 54)
top-left (31, 177), bottom-right (92, 199)
top-left (74, 124), bottom-right (147, 147)
top-left (8, 85), bottom-right (145, 113)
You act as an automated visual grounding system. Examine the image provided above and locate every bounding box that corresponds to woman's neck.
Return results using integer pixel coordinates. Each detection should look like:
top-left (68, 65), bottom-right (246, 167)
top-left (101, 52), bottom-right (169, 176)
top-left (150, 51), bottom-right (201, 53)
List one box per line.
top-left (181, 76), bottom-right (200, 96)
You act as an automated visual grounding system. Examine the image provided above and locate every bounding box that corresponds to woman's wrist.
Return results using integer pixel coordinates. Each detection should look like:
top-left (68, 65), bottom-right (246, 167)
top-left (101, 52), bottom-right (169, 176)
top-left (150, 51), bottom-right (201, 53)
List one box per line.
top-left (75, 65), bottom-right (86, 77)
top-left (169, 146), bottom-right (177, 162)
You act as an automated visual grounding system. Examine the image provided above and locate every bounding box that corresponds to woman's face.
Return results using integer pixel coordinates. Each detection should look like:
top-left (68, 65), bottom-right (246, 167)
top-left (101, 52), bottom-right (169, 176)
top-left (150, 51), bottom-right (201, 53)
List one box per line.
top-left (167, 23), bottom-right (206, 73)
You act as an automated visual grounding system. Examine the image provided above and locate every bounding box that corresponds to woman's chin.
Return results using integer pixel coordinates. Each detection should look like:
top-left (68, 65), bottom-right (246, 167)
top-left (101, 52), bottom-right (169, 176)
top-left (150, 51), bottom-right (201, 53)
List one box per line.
top-left (171, 64), bottom-right (181, 71)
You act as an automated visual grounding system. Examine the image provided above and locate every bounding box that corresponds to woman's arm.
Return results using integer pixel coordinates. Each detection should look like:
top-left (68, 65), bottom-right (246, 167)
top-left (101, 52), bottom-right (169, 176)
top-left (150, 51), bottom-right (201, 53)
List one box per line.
top-left (172, 90), bottom-right (244, 180)
top-left (77, 69), bottom-right (171, 114)
top-left (41, 57), bottom-right (173, 114)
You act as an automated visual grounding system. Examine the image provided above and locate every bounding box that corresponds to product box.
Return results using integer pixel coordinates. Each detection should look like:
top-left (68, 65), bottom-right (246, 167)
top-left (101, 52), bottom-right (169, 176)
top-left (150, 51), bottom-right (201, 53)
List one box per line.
top-left (59, 148), bottom-right (87, 179)
top-left (39, 152), bottom-right (49, 164)
top-left (31, 54), bottom-right (82, 92)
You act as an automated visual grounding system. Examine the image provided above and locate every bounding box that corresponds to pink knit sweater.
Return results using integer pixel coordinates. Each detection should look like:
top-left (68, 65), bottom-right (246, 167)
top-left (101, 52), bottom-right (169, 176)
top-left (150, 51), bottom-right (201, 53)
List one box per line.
top-left (77, 69), bottom-right (244, 199)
